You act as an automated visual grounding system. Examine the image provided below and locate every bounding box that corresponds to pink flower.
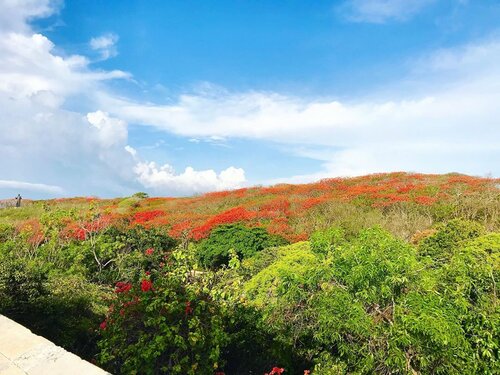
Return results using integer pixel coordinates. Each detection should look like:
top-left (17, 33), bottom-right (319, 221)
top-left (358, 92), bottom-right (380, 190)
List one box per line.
top-left (145, 248), bottom-right (154, 256)
top-left (99, 320), bottom-right (107, 330)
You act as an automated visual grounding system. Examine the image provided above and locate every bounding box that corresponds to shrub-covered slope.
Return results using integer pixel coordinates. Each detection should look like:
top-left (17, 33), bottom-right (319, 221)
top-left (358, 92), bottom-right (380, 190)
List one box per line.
top-left (1, 172), bottom-right (498, 243)
top-left (0, 172), bottom-right (498, 374)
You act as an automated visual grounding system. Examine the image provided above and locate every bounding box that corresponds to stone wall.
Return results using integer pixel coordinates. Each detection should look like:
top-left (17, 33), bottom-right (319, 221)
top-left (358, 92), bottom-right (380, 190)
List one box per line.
top-left (0, 315), bottom-right (109, 375)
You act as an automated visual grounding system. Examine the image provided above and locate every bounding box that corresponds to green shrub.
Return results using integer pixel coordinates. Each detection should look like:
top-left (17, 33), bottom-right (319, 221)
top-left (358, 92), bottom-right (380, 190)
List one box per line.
top-left (244, 242), bottom-right (319, 306)
top-left (241, 226), bottom-right (499, 374)
top-left (0, 222), bottom-right (15, 242)
top-left (98, 247), bottom-right (227, 375)
top-left (0, 257), bottom-right (103, 359)
top-left (310, 227), bottom-right (346, 255)
top-left (132, 192), bottom-right (149, 199)
top-left (75, 226), bottom-right (178, 284)
top-left (438, 233), bottom-right (500, 374)
top-left (0, 256), bottom-right (48, 311)
top-left (197, 224), bottom-right (287, 269)
top-left (419, 219), bottom-right (484, 263)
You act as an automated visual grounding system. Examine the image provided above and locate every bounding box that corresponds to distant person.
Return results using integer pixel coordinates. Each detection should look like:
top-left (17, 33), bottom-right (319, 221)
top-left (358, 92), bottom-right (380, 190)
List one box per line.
top-left (15, 194), bottom-right (22, 208)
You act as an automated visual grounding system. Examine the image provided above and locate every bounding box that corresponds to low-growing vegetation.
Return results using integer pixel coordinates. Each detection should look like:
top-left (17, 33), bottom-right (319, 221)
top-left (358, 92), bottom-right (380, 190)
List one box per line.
top-left (0, 173), bottom-right (498, 374)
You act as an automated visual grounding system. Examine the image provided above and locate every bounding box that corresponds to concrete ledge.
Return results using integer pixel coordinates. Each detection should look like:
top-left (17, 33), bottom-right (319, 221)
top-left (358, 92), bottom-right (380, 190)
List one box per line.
top-left (0, 315), bottom-right (109, 375)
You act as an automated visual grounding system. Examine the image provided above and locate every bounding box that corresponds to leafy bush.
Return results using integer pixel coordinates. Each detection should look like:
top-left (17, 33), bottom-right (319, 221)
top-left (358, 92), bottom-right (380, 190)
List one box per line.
top-left (0, 222), bottom-right (15, 242)
top-left (241, 225), bottom-right (499, 374)
top-left (310, 227), bottom-right (346, 255)
top-left (244, 242), bottom-right (319, 306)
top-left (197, 224), bottom-right (287, 268)
top-left (0, 256), bottom-right (48, 311)
top-left (68, 226), bottom-right (178, 284)
top-left (1, 183), bottom-right (499, 375)
top-left (418, 219), bottom-right (484, 263)
top-left (0, 256), bottom-right (103, 358)
top-left (98, 247), bottom-right (227, 374)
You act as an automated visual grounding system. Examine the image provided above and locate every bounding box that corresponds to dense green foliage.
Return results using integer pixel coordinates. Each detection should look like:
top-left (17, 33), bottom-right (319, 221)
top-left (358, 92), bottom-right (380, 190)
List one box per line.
top-left (0, 256), bottom-right (103, 357)
top-left (241, 223), bottom-right (499, 374)
top-left (0, 215), bottom-right (179, 362)
top-left (197, 224), bottom-right (288, 268)
top-left (98, 247), bottom-right (227, 374)
top-left (0, 175), bottom-right (499, 374)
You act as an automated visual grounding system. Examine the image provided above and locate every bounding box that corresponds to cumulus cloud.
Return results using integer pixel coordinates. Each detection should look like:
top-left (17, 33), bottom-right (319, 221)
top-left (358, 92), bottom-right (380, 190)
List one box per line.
top-left (0, 0), bottom-right (136, 197)
top-left (90, 33), bottom-right (119, 60)
top-left (87, 110), bottom-right (127, 148)
top-left (0, 0), bottom-right (248, 197)
top-left (0, 32), bottom-right (129, 100)
top-left (339, 0), bottom-right (435, 23)
top-left (133, 162), bottom-right (246, 195)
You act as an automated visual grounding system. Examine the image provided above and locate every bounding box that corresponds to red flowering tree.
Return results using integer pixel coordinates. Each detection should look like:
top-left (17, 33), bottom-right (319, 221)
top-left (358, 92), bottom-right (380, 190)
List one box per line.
top-left (191, 206), bottom-right (256, 240)
top-left (131, 210), bottom-right (166, 228)
top-left (98, 246), bottom-right (228, 375)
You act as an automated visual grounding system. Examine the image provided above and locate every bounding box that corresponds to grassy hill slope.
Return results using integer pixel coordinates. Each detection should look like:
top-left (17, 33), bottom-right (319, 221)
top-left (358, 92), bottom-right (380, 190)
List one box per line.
top-left (2, 172), bottom-right (498, 244)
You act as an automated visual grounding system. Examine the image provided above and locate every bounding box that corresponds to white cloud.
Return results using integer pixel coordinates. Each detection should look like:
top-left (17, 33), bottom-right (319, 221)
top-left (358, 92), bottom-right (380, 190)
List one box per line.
top-left (0, 0), bottom-right (59, 32)
top-left (134, 162), bottom-right (246, 194)
top-left (1, 0), bottom-right (498, 198)
top-left (124, 145), bottom-right (138, 158)
top-left (87, 110), bottom-right (127, 148)
top-left (0, 0), bottom-right (246, 197)
top-left (0, 179), bottom-right (64, 194)
top-left (269, 142), bottom-right (498, 185)
top-left (101, 37), bottom-right (500, 180)
top-left (339, 0), bottom-right (435, 23)
top-left (0, 0), bottom-right (137, 197)
top-left (0, 32), bottom-right (130, 102)
top-left (133, 162), bottom-right (246, 194)
top-left (90, 33), bottom-right (119, 60)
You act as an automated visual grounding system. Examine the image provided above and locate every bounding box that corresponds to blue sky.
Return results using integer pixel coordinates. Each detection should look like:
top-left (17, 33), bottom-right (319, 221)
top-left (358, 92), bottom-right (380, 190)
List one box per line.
top-left (0, 0), bottom-right (499, 198)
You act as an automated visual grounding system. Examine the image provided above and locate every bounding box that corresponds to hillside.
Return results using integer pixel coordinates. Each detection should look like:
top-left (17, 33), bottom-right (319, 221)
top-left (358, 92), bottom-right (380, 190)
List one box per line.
top-left (2, 172), bottom-right (498, 243)
top-left (0, 172), bottom-right (499, 374)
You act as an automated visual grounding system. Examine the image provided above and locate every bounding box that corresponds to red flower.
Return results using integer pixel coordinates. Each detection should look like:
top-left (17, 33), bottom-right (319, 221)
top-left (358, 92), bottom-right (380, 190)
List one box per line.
top-left (145, 271), bottom-right (151, 276)
top-left (99, 320), bottom-right (107, 330)
top-left (123, 296), bottom-right (140, 308)
top-left (414, 196), bottom-right (437, 206)
top-left (185, 301), bottom-right (193, 316)
top-left (215, 372), bottom-right (225, 375)
top-left (191, 206), bottom-right (256, 240)
top-left (145, 248), bottom-right (154, 256)
top-left (268, 367), bottom-right (285, 375)
top-left (74, 228), bottom-right (86, 241)
top-left (132, 210), bottom-right (165, 226)
top-left (115, 281), bottom-right (132, 293)
top-left (141, 279), bottom-right (153, 292)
